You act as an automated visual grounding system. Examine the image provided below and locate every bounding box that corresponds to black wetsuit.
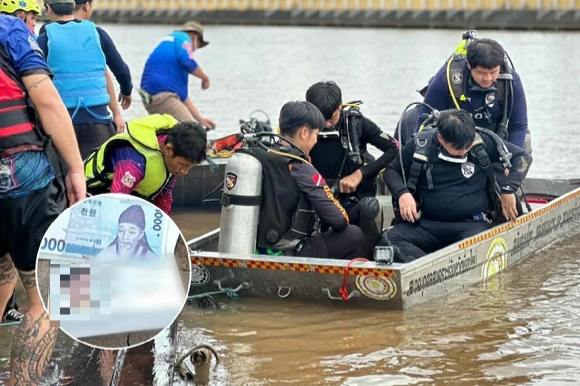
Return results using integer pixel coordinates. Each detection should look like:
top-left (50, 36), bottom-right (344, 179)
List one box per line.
top-left (310, 115), bottom-right (399, 258)
top-left (383, 131), bottom-right (532, 262)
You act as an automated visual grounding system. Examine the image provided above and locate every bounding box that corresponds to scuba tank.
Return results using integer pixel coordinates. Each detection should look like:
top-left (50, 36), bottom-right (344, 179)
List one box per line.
top-left (218, 141), bottom-right (263, 255)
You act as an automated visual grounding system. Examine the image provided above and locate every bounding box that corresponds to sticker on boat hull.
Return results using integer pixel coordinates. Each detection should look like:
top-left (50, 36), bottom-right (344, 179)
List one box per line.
top-left (481, 238), bottom-right (508, 281)
top-left (191, 264), bottom-right (210, 286)
top-left (355, 275), bottom-right (397, 300)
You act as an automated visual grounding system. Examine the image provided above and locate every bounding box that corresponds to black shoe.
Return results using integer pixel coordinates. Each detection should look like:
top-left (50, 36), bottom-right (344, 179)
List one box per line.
top-left (2, 308), bottom-right (24, 324)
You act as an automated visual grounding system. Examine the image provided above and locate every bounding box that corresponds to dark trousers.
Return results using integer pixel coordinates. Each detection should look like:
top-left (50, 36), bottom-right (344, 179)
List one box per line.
top-left (387, 219), bottom-right (489, 263)
top-left (345, 201), bottom-right (380, 259)
top-left (295, 225), bottom-right (365, 260)
top-left (74, 122), bottom-right (116, 161)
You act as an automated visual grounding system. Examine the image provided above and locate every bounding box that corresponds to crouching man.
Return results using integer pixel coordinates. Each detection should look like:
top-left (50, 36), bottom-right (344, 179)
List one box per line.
top-left (248, 101), bottom-right (365, 259)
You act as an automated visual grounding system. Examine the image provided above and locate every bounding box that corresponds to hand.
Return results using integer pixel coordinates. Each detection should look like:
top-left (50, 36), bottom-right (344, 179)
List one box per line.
top-left (501, 193), bottom-right (518, 221)
top-left (118, 93), bottom-right (132, 110)
top-left (201, 76), bottom-right (210, 90)
top-left (399, 192), bottom-right (419, 223)
top-left (113, 114), bottom-right (126, 133)
top-left (65, 172), bottom-right (86, 207)
top-left (201, 118), bottom-right (216, 130)
top-left (339, 169), bottom-right (363, 194)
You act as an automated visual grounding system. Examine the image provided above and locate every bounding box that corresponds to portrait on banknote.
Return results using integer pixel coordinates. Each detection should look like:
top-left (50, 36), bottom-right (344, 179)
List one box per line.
top-left (36, 193), bottom-right (191, 349)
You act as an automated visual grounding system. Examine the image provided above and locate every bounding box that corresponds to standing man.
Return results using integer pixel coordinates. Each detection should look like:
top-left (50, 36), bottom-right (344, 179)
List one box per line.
top-left (306, 81), bottom-right (399, 258)
top-left (0, 0), bottom-right (41, 35)
top-left (140, 21), bottom-right (215, 129)
top-left (38, 0), bottom-right (133, 111)
top-left (415, 38), bottom-right (529, 150)
top-left (0, 15), bottom-right (85, 385)
top-left (37, 0), bottom-right (132, 159)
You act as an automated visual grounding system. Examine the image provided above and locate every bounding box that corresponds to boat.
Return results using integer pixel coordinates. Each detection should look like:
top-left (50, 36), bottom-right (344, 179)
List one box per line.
top-left (187, 178), bottom-right (580, 310)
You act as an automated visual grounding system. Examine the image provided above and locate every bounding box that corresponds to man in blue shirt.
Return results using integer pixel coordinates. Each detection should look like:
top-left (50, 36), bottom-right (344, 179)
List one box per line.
top-left (140, 21), bottom-right (215, 129)
top-left (37, 0), bottom-right (133, 159)
top-left (0, 14), bottom-right (85, 385)
top-left (415, 38), bottom-right (529, 150)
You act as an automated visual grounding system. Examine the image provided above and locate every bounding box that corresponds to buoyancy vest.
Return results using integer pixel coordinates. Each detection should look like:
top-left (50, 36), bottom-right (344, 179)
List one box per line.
top-left (0, 42), bottom-right (45, 153)
top-left (84, 114), bottom-right (178, 200)
top-left (46, 20), bottom-right (110, 119)
top-left (243, 142), bottom-right (318, 251)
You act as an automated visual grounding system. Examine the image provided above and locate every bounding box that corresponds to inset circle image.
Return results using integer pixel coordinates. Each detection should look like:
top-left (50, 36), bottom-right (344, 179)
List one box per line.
top-left (35, 193), bottom-right (191, 350)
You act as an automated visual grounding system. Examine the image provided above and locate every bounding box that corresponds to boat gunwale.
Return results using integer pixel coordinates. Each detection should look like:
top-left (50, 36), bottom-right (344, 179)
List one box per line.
top-left (187, 179), bottom-right (580, 277)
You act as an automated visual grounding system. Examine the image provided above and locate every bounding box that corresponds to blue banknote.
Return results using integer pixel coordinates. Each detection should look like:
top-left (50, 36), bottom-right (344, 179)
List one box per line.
top-left (40, 195), bottom-right (169, 261)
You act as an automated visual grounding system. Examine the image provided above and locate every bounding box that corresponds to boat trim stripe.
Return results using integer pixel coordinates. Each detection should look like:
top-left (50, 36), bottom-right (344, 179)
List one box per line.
top-left (458, 188), bottom-right (580, 249)
top-left (191, 257), bottom-right (395, 277)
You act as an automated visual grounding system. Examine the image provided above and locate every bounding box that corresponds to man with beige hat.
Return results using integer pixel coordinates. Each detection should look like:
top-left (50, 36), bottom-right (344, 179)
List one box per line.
top-left (139, 21), bottom-right (215, 129)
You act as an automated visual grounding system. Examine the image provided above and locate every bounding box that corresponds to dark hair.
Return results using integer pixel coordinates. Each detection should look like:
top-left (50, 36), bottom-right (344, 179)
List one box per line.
top-left (48, 3), bottom-right (74, 15)
top-left (437, 110), bottom-right (476, 150)
top-left (466, 39), bottom-right (505, 70)
top-left (165, 121), bottom-right (208, 164)
top-left (305, 81), bottom-right (342, 121)
top-left (279, 101), bottom-right (325, 137)
top-left (74, 0), bottom-right (92, 12)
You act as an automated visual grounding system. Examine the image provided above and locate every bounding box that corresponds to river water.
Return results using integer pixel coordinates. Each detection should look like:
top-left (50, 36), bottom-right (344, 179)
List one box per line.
top-left (1, 24), bottom-right (580, 385)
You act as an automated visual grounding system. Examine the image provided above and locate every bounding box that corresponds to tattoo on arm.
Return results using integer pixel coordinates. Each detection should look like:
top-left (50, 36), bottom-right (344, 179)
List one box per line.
top-left (25, 76), bottom-right (50, 90)
top-left (19, 271), bottom-right (37, 290)
top-left (0, 254), bottom-right (17, 286)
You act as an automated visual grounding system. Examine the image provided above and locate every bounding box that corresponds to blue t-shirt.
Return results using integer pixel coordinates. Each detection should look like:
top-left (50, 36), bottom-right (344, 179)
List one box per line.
top-left (0, 15), bottom-right (55, 199)
top-left (140, 31), bottom-right (199, 102)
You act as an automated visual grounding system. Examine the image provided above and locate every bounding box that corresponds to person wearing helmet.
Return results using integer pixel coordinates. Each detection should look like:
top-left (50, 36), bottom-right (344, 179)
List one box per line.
top-left (0, 0), bottom-right (41, 34)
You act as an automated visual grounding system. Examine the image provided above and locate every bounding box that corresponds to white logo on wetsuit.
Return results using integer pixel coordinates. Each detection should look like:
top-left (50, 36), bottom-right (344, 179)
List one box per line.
top-left (452, 73), bottom-right (463, 84)
top-left (485, 92), bottom-right (496, 107)
top-left (461, 162), bottom-right (475, 178)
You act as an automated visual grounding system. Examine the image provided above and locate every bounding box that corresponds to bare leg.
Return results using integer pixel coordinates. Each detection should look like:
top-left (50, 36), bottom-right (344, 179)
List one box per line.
top-left (9, 270), bottom-right (58, 386)
top-left (0, 254), bottom-right (18, 316)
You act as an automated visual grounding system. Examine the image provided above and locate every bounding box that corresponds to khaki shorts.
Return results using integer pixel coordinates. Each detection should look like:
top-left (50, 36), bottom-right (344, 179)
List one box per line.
top-left (142, 92), bottom-right (194, 122)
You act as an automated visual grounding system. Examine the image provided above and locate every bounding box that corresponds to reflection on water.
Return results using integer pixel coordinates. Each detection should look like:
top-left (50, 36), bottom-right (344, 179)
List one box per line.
top-left (174, 226), bottom-right (580, 386)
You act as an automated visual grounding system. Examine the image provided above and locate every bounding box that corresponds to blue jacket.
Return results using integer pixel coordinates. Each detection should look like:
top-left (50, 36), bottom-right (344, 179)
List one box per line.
top-left (140, 31), bottom-right (199, 102)
top-left (45, 20), bottom-right (110, 119)
top-left (415, 63), bottom-right (528, 148)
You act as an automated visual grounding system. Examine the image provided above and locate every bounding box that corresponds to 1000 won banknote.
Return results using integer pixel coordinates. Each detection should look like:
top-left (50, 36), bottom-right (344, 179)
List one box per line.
top-left (40, 195), bottom-right (170, 261)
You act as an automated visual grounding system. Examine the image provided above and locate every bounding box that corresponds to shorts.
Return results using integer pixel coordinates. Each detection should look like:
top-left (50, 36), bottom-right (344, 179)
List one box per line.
top-left (143, 92), bottom-right (194, 122)
top-left (0, 175), bottom-right (67, 271)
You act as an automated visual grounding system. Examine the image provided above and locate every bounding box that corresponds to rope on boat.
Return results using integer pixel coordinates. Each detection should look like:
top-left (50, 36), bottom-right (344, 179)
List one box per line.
top-left (322, 257), bottom-right (368, 301)
top-left (187, 282), bottom-right (249, 301)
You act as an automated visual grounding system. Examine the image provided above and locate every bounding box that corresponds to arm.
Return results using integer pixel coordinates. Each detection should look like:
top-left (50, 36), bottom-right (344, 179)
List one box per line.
top-left (184, 97), bottom-right (215, 129)
top-left (105, 70), bottom-right (125, 133)
top-left (173, 34), bottom-right (210, 90)
top-left (109, 148), bottom-right (146, 194)
top-left (484, 136), bottom-right (532, 194)
top-left (414, 68), bottom-right (450, 132)
top-left (506, 71), bottom-right (528, 149)
top-left (384, 139), bottom-right (414, 199)
top-left (97, 27), bottom-right (133, 97)
top-left (24, 74), bottom-right (85, 204)
top-left (358, 117), bottom-right (399, 179)
top-left (36, 33), bottom-right (48, 58)
top-left (290, 162), bottom-right (349, 231)
top-left (153, 176), bottom-right (176, 216)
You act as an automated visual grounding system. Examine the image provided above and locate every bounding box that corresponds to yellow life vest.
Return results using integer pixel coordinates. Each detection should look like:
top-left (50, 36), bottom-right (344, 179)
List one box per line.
top-left (85, 114), bottom-right (178, 200)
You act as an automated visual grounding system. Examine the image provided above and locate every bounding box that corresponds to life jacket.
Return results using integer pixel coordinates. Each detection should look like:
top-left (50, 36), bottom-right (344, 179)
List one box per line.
top-left (0, 41), bottom-right (45, 153)
top-left (243, 142), bottom-right (318, 252)
top-left (445, 49), bottom-right (514, 138)
top-left (45, 20), bottom-right (110, 120)
top-left (399, 126), bottom-right (508, 225)
top-left (84, 114), bottom-right (178, 200)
